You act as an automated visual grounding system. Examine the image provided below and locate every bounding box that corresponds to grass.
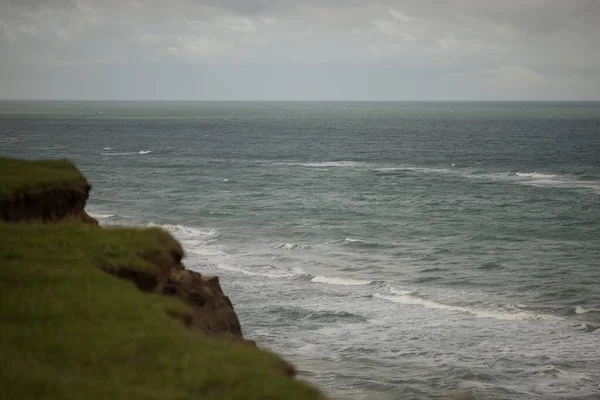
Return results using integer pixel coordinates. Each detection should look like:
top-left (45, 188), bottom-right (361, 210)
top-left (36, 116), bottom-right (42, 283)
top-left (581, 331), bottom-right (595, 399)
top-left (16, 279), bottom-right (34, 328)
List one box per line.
top-left (0, 222), bottom-right (324, 400)
top-left (0, 158), bottom-right (87, 199)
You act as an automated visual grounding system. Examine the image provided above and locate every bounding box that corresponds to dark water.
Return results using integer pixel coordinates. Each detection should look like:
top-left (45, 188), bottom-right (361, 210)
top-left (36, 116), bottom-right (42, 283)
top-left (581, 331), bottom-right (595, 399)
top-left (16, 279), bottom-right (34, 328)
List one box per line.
top-left (2, 101), bottom-right (600, 399)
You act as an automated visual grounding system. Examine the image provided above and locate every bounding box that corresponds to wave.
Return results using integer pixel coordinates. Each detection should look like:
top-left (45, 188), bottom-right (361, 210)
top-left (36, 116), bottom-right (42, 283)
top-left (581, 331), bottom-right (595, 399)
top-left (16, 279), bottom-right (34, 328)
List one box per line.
top-left (147, 223), bottom-right (222, 260)
top-left (374, 288), bottom-right (559, 322)
top-left (573, 322), bottom-right (600, 333)
top-left (272, 242), bottom-right (311, 250)
top-left (372, 164), bottom-right (600, 192)
top-left (101, 152), bottom-right (137, 156)
top-left (100, 150), bottom-right (152, 156)
top-left (87, 211), bottom-right (116, 220)
top-left (374, 166), bottom-right (454, 175)
top-left (310, 275), bottom-right (375, 286)
top-left (374, 167), bottom-right (411, 172)
top-left (515, 172), bottom-right (558, 179)
top-left (148, 223), bottom-right (315, 280)
top-left (342, 237), bottom-right (397, 249)
top-left (210, 262), bottom-right (379, 286)
top-left (269, 306), bottom-right (367, 323)
top-left (306, 310), bottom-right (367, 323)
top-left (216, 263), bottom-right (301, 279)
top-left (388, 287), bottom-right (415, 296)
top-left (575, 306), bottom-right (600, 315)
top-left (142, 223), bottom-right (233, 270)
top-left (283, 161), bottom-right (368, 168)
top-left (274, 160), bottom-right (600, 192)
top-left (343, 237), bottom-right (364, 244)
top-left (342, 237), bottom-right (374, 247)
top-left (481, 171), bottom-right (600, 192)
top-left (411, 276), bottom-right (442, 283)
top-left (150, 223), bottom-right (219, 241)
top-left (187, 246), bottom-right (229, 260)
top-left (103, 147), bottom-right (111, 150)
top-left (536, 365), bottom-right (595, 381)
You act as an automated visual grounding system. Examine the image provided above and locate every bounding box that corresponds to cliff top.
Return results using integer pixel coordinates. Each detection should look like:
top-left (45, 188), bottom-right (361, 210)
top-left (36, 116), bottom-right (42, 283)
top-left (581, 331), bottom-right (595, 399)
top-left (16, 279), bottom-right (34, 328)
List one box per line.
top-left (0, 157), bottom-right (86, 199)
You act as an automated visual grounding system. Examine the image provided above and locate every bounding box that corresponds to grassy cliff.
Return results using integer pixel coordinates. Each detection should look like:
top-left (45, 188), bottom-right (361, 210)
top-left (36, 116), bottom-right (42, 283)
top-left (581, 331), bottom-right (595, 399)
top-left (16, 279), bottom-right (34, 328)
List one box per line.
top-left (0, 158), bottom-right (324, 400)
top-left (0, 157), bottom-right (97, 223)
top-left (0, 158), bottom-right (86, 198)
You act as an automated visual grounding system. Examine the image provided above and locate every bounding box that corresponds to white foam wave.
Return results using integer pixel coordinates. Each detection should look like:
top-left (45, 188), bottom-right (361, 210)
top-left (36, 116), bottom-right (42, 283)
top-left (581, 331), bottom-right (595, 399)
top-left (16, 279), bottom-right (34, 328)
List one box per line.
top-left (374, 292), bottom-right (559, 322)
top-left (285, 161), bottom-right (367, 168)
top-left (216, 263), bottom-right (297, 278)
top-left (100, 150), bottom-right (152, 156)
top-left (388, 287), bottom-right (415, 296)
top-left (273, 242), bottom-right (311, 250)
top-left (521, 177), bottom-right (600, 192)
top-left (343, 237), bottom-right (365, 243)
top-left (150, 223), bottom-right (218, 241)
top-left (374, 167), bottom-right (400, 172)
top-left (372, 165), bottom-right (600, 192)
top-left (311, 276), bottom-right (374, 286)
top-left (101, 152), bottom-right (137, 156)
top-left (87, 211), bottom-right (116, 220)
top-left (575, 306), bottom-right (600, 315)
top-left (538, 365), bottom-right (594, 381)
top-left (471, 171), bottom-right (600, 192)
top-left (147, 223), bottom-right (227, 266)
top-left (146, 223), bottom-right (308, 283)
top-left (515, 172), bottom-right (558, 179)
top-left (374, 166), bottom-right (452, 174)
top-left (342, 237), bottom-right (396, 248)
top-left (188, 247), bottom-right (228, 259)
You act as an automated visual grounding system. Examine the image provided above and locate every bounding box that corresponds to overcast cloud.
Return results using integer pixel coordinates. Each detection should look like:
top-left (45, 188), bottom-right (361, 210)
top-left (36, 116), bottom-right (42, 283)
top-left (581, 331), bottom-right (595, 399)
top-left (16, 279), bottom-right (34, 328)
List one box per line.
top-left (0, 0), bottom-right (599, 100)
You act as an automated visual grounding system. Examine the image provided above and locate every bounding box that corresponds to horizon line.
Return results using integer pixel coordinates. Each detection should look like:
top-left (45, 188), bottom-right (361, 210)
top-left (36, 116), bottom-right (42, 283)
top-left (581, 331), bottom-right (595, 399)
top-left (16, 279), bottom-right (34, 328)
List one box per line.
top-left (1, 99), bottom-right (599, 102)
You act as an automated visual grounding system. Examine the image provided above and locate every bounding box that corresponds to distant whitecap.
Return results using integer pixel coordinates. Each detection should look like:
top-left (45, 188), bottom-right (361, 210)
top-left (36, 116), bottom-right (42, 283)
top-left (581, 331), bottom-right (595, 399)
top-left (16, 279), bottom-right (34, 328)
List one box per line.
top-left (310, 276), bottom-right (374, 286)
top-left (575, 306), bottom-right (600, 315)
top-left (374, 291), bottom-right (560, 322)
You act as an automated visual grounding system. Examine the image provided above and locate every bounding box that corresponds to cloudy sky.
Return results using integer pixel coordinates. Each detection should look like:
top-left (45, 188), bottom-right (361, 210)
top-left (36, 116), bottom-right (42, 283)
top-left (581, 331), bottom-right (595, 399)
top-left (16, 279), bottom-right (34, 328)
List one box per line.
top-left (0, 0), bottom-right (599, 100)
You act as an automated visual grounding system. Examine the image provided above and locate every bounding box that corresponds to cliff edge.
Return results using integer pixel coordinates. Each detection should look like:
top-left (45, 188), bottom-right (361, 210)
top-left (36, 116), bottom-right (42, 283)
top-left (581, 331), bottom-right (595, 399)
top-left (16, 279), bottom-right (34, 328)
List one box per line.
top-left (0, 158), bottom-right (97, 223)
top-left (0, 157), bottom-right (322, 400)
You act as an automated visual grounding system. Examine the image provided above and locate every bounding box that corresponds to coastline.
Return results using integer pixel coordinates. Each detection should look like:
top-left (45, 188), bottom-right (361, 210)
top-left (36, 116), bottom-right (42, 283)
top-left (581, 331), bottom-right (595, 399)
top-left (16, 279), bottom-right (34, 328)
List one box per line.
top-left (0, 157), bottom-right (324, 400)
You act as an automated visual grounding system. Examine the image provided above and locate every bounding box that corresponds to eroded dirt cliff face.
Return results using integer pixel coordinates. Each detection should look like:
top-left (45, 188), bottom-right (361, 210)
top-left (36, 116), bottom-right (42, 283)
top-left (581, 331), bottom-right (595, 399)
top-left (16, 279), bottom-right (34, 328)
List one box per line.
top-left (165, 269), bottom-right (244, 338)
top-left (0, 183), bottom-right (97, 224)
top-left (100, 244), bottom-right (244, 341)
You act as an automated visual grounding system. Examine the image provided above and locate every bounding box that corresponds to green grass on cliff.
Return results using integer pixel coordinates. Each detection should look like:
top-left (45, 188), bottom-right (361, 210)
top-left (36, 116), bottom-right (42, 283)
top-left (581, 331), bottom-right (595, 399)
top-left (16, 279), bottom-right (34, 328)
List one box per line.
top-left (0, 222), bottom-right (324, 400)
top-left (0, 158), bottom-right (86, 198)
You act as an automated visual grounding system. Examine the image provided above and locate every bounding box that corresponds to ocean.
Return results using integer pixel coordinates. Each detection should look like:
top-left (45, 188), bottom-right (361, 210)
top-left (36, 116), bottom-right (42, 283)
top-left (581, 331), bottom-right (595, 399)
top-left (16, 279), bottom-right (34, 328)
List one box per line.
top-left (1, 101), bottom-right (599, 399)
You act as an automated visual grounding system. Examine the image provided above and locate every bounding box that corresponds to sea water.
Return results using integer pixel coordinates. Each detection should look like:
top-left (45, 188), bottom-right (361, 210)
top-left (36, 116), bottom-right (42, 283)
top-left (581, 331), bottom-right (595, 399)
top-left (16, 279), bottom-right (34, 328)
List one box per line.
top-left (1, 101), bottom-right (599, 399)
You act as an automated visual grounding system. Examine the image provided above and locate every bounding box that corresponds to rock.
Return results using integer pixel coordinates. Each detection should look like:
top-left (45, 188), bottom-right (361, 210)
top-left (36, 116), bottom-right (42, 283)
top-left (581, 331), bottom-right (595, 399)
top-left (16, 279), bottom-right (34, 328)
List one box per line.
top-left (101, 248), bottom-right (244, 341)
top-left (164, 268), bottom-right (243, 339)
